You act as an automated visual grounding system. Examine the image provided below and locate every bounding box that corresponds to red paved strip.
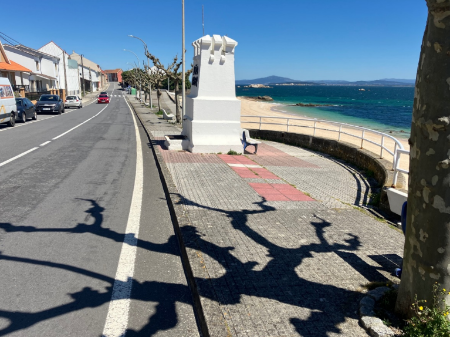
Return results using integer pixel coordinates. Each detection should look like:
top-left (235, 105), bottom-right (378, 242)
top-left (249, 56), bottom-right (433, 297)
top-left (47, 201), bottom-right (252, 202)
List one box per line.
top-left (217, 154), bottom-right (241, 164)
top-left (231, 167), bottom-right (258, 178)
top-left (249, 183), bottom-right (315, 202)
top-left (250, 167), bottom-right (280, 180)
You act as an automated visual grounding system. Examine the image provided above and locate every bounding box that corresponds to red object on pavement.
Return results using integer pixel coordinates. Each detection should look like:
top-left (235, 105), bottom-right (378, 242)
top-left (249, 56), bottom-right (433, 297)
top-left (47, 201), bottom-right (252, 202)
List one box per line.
top-left (98, 94), bottom-right (109, 104)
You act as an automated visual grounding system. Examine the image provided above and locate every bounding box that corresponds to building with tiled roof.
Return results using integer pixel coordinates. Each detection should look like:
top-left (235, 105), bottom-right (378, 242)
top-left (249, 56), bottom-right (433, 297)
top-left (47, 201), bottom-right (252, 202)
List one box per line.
top-left (103, 69), bottom-right (122, 82)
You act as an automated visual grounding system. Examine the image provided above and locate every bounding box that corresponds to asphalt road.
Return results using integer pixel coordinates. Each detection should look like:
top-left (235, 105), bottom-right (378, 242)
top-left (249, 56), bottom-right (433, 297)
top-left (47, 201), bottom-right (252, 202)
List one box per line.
top-left (0, 83), bottom-right (200, 336)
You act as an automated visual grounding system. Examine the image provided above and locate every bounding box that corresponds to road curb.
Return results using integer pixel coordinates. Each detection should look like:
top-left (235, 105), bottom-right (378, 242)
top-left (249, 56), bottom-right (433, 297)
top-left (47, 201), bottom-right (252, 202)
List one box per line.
top-left (126, 96), bottom-right (229, 337)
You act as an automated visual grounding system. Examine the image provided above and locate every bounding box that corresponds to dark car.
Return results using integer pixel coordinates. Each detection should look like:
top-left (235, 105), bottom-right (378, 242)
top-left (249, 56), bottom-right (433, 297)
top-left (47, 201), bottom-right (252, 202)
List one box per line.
top-left (100, 91), bottom-right (107, 95)
top-left (35, 95), bottom-right (64, 115)
top-left (15, 98), bottom-right (37, 123)
top-left (97, 94), bottom-right (109, 104)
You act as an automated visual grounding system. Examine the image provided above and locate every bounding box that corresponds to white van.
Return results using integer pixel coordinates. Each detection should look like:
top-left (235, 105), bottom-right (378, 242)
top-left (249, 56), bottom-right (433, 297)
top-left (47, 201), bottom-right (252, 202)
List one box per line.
top-left (0, 77), bottom-right (17, 127)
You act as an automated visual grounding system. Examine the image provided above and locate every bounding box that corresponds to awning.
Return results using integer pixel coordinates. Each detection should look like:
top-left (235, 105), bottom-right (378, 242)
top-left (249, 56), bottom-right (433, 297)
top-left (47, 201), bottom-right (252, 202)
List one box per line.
top-left (0, 60), bottom-right (32, 72)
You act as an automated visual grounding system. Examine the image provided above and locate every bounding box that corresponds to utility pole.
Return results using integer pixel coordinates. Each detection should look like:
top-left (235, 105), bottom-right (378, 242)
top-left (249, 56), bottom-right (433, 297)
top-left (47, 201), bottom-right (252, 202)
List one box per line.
top-left (81, 54), bottom-right (85, 96)
top-left (182, 0), bottom-right (186, 120)
top-left (62, 51), bottom-right (68, 98)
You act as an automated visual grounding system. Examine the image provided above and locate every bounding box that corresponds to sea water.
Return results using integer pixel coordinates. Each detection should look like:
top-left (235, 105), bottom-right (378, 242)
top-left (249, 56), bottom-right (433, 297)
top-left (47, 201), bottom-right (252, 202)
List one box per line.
top-left (236, 85), bottom-right (414, 139)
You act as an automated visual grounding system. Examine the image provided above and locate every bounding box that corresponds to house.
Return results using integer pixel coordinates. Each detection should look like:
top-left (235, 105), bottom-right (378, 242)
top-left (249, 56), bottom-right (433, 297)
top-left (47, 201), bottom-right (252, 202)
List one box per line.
top-left (70, 51), bottom-right (104, 93)
top-left (39, 41), bottom-right (80, 96)
top-left (0, 40), bottom-right (32, 96)
top-left (3, 43), bottom-right (60, 93)
top-left (104, 69), bottom-right (123, 82)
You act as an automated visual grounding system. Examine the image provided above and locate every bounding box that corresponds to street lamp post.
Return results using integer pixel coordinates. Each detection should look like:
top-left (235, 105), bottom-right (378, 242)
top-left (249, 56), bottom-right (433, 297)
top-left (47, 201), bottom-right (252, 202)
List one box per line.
top-left (124, 49), bottom-right (142, 101)
top-left (128, 35), bottom-right (153, 108)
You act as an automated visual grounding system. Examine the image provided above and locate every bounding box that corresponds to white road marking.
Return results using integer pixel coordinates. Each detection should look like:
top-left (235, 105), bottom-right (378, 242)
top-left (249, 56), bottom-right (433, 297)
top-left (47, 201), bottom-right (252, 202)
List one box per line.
top-left (52, 105), bottom-right (108, 140)
top-left (102, 97), bottom-right (143, 337)
top-left (0, 147), bottom-right (39, 167)
top-left (40, 141), bottom-right (51, 146)
top-left (228, 163), bottom-right (261, 168)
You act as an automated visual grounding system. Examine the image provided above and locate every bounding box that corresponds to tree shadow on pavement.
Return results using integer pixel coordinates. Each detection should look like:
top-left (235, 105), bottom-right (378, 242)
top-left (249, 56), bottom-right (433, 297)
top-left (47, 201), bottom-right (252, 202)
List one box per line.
top-left (0, 197), bottom-right (394, 336)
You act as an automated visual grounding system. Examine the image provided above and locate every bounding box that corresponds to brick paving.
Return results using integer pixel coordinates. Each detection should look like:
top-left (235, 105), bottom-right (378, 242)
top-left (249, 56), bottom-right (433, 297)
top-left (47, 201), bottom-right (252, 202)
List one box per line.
top-left (130, 96), bottom-right (404, 337)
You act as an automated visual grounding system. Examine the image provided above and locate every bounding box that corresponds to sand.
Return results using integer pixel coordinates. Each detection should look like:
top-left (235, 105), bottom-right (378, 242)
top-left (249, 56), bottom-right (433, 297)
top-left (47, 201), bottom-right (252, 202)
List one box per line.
top-left (239, 97), bottom-right (410, 177)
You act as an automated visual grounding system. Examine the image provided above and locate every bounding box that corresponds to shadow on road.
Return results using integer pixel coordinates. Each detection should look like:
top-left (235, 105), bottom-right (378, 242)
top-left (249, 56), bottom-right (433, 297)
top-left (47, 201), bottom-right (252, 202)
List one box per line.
top-left (0, 197), bottom-right (398, 336)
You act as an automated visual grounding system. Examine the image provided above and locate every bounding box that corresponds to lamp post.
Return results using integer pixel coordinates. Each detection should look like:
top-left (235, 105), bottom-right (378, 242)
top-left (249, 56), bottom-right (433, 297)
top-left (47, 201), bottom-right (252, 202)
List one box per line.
top-left (128, 35), bottom-right (152, 108)
top-left (124, 49), bottom-right (141, 101)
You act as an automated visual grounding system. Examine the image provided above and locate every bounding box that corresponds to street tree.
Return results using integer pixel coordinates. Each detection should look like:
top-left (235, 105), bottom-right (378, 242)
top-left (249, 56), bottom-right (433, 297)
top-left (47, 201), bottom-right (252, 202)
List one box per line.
top-left (146, 51), bottom-right (192, 123)
top-left (143, 65), bottom-right (166, 112)
top-left (395, 0), bottom-right (450, 316)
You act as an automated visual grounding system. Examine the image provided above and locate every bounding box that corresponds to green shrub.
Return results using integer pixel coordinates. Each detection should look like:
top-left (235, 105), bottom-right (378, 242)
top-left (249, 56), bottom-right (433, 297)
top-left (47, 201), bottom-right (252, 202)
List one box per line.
top-left (403, 283), bottom-right (450, 337)
top-left (156, 110), bottom-right (163, 115)
top-left (227, 150), bottom-right (238, 155)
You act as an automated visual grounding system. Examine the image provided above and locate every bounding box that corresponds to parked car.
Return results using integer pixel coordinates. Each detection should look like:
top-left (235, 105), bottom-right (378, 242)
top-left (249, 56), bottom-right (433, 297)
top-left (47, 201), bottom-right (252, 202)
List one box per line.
top-left (0, 77), bottom-right (17, 127)
top-left (15, 98), bottom-right (37, 123)
top-left (65, 95), bottom-right (83, 109)
top-left (35, 95), bottom-right (64, 115)
top-left (97, 94), bottom-right (109, 104)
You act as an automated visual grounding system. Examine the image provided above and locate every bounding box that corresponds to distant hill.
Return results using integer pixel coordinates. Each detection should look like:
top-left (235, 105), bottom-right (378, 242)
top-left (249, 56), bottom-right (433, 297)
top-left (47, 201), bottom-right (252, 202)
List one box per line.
top-left (236, 76), bottom-right (415, 87)
top-left (236, 76), bottom-right (295, 85)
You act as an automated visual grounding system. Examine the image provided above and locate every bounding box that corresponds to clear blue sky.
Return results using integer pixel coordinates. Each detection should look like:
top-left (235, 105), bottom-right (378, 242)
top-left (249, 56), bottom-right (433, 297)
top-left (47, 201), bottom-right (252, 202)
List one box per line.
top-left (1, 0), bottom-right (427, 81)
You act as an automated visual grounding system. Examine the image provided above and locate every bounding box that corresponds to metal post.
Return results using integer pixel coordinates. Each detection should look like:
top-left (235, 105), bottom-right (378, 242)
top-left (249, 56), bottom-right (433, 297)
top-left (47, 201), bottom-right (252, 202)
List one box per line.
top-left (392, 152), bottom-right (400, 187)
top-left (182, 0), bottom-right (186, 120)
top-left (338, 125), bottom-right (342, 141)
top-left (287, 118), bottom-right (290, 132)
top-left (313, 121), bottom-right (316, 136)
top-left (380, 136), bottom-right (384, 158)
top-left (361, 130), bottom-right (365, 148)
top-left (259, 117), bottom-right (262, 130)
top-left (392, 143), bottom-right (398, 170)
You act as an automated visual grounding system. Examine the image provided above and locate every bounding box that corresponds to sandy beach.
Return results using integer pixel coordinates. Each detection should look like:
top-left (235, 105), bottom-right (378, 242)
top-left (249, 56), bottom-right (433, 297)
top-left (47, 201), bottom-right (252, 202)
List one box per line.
top-left (239, 97), bottom-right (410, 177)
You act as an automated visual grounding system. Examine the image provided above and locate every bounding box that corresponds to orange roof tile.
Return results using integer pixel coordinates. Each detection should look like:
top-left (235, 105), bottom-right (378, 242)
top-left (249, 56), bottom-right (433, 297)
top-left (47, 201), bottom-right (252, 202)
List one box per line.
top-left (0, 60), bottom-right (32, 72)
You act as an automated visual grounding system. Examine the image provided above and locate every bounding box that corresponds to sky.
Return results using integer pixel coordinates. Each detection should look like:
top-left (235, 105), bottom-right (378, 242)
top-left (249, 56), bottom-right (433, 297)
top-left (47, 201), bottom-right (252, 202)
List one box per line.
top-left (0, 0), bottom-right (427, 81)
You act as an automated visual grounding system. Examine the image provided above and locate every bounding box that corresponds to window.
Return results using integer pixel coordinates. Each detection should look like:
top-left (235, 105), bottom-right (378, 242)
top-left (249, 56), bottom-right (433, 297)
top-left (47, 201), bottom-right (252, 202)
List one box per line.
top-left (35, 61), bottom-right (39, 71)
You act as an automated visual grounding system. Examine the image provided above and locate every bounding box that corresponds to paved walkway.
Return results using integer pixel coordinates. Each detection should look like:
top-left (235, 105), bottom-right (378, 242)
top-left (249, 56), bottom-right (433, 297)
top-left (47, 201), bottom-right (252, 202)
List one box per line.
top-left (128, 95), bottom-right (404, 337)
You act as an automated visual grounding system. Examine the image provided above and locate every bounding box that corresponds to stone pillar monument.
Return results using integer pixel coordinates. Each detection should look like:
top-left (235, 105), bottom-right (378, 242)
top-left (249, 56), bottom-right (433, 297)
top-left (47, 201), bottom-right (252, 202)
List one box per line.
top-left (182, 34), bottom-right (242, 153)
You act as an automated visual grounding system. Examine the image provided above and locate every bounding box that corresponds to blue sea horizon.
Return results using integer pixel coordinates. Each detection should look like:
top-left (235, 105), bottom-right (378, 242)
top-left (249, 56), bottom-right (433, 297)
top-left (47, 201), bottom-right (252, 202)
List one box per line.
top-left (236, 85), bottom-right (414, 139)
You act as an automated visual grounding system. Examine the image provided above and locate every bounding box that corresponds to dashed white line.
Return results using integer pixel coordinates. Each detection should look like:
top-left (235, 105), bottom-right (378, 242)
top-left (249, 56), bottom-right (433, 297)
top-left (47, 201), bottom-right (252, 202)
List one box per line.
top-left (40, 141), bottom-right (51, 147)
top-left (52, 105), bottom-right (108, 140)
top-left (102, 96), bottom-right (143, 336)
top-left (0, 147), bottom-right (39, 167)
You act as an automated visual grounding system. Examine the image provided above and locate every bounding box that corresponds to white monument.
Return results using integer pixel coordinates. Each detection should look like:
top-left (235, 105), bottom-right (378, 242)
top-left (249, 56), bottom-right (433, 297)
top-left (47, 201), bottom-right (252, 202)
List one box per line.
top-left (181, 34), bottom-right (242, 153)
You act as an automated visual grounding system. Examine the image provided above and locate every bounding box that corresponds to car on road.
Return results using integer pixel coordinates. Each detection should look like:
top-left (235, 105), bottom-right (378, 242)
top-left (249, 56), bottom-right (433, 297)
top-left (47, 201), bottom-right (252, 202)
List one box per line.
top-left (97, 94), bottom-right (109, 104)
top-left (65, 95), bottom-right (83, 109)
top-left (100, 91), bottom-right (107, 95)
top-left (35, 95), bottom-right (64, 115)
top-left (0, 77), bottom-right (18, 127)
top-left (15, 98), bottom-right (37, 123)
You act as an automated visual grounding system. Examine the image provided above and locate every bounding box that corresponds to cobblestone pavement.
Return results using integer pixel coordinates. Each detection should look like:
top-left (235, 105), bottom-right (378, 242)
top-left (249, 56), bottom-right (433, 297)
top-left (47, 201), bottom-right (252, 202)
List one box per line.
top-left (131, 97), bottom-right (404, 337)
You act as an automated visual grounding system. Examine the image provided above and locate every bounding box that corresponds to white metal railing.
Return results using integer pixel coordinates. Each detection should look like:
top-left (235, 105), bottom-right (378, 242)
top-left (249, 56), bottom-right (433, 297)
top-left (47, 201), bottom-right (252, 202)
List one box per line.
top-left (241, 115), bottom-right (410, 187)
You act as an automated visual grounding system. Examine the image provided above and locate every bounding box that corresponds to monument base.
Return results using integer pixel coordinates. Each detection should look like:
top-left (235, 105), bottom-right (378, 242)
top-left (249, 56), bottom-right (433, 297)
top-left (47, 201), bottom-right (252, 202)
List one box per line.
top-left (182, 117), bottom-right (243, 154)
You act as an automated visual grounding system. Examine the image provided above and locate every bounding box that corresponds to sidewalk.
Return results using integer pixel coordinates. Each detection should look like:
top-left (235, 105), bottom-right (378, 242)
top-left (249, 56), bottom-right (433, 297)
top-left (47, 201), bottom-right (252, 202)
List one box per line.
top-left (128, 95), bottom-right (404, 337)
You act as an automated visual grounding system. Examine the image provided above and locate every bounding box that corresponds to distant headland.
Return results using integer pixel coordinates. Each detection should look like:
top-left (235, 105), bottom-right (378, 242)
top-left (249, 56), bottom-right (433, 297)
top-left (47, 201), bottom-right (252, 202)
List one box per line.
top-left (235, 75), bottom-right (415, 87)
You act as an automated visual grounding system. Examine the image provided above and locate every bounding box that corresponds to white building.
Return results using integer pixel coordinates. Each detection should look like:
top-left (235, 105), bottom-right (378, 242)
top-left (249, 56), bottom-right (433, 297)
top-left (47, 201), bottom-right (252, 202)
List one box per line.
top-left (3, 44), bottom-right (59, 92)
top-left (39, 41), bottom-right (80, 96)
top-left (70, 51), bottom-right (104, 93)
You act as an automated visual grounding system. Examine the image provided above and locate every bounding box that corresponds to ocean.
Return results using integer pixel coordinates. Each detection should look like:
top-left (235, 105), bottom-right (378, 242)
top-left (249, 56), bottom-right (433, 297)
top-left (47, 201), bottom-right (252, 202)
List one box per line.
top-left (236, 85), bottom-right (414, 138)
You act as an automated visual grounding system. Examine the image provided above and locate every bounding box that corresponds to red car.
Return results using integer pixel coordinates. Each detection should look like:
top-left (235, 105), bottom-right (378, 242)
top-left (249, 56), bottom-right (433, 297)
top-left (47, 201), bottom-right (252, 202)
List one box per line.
top-left (97, 94), bottom-right (109, 104)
